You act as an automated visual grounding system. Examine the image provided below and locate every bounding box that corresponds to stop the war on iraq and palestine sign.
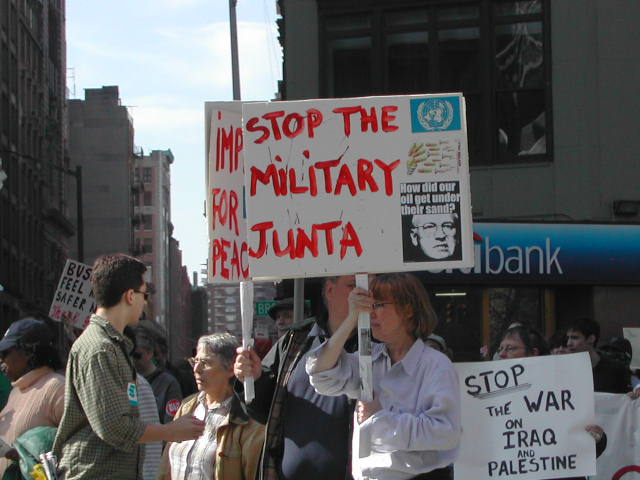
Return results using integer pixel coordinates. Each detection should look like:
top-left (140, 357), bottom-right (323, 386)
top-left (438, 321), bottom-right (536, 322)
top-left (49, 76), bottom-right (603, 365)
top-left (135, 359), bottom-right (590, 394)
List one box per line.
top-left (454, 353), bottom-right (596, 480)
top-left (242, 94), bottom-right (474, 279)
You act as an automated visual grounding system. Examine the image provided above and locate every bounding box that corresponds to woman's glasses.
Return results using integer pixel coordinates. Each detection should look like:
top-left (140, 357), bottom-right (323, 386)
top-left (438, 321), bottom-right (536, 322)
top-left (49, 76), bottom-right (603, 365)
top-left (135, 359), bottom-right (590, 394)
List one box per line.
top-left (187, 356), bottom-right (216, 369)
top-left (371, 302), bottom-right (394, 311)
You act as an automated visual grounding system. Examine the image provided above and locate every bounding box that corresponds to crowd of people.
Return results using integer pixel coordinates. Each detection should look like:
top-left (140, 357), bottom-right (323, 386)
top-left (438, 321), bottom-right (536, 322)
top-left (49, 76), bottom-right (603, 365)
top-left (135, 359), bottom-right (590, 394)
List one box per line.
top-left (0, 253), bottom-right (637, 480)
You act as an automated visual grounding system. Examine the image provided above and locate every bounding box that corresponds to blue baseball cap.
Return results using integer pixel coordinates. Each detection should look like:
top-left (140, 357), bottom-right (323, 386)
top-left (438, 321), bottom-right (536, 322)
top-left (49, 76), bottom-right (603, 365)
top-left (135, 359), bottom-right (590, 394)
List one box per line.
top-left (0, 318), bottom-right (53, 353)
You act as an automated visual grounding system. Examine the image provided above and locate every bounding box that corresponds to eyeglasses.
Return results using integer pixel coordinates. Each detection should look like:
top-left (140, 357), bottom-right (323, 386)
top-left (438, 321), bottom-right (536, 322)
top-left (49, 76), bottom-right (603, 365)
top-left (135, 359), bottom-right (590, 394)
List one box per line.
top-left (497, 345), bottom-right (524, 354)
top-left (133, 289), bottom-right (152, 301)
top-left (132, 351), bottom-right (143, 360)
top-left (411, 222), bottom-right (456, 237)
top-left (187, 356), bottom-right (216, 369)
top-left (371, 302), bottom-right (394, 311)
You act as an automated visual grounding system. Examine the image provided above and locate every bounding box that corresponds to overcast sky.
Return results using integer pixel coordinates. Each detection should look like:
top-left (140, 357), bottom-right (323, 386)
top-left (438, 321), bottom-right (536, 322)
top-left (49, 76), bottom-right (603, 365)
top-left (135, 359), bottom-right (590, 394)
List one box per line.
top-left (66, 0), bottom-right (282, 283)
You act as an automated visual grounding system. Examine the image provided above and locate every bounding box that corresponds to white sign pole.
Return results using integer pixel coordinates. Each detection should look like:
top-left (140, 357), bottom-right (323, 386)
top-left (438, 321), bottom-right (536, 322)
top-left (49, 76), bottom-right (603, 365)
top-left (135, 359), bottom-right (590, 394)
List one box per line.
top-left (356, 273), bottom-right (373, 470)
top-left (240, 280), bottom-right (255, 403)
top-left (356, 273), bottom-right (373, 401)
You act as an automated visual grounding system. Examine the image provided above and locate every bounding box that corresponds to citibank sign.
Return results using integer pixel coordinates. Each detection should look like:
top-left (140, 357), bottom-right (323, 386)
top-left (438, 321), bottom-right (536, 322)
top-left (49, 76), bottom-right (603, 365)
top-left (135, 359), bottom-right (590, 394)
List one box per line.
top-left (423, 223), bottom-right (640, 285)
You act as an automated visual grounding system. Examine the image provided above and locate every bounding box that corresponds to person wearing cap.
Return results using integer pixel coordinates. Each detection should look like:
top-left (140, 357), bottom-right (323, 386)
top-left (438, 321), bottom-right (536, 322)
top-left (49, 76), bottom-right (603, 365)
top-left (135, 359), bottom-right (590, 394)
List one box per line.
top-left (0, 317), bottom-right (65, 477)
top-left (268, 298), bottom-right (313, 338)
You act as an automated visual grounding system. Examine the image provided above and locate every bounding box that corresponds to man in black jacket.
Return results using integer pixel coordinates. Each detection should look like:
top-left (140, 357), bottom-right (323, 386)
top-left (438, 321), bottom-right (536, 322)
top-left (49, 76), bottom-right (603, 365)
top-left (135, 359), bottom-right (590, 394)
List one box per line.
top-left (565, 318), bottom-right (630, 393)
top-left (234, 276), bottom-right (358, 480)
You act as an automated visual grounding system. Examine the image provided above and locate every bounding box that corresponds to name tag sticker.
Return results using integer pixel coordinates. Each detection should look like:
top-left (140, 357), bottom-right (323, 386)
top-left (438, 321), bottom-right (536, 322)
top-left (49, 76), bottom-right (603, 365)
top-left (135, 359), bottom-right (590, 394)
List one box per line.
top-left (127, 382), bottom-right (139, 406)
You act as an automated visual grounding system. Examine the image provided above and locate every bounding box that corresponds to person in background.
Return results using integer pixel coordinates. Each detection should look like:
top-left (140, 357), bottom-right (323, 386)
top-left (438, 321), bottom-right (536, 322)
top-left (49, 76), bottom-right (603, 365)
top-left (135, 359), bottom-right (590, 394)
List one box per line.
top-left (565, 318), bottom-right (630, 393)
top-left (159, 333), bottom-right (264, 480)
top-left (234, 275), bottom-right (359, 480)
top-left (497, 325), bottom-right (607, 479)
top-left (134, 328), bottom-right (183, 423)
top-left (307, 273), bottom-right (461, 480)
top-left (0, 318), bottom-right (64, 477)
top-left (268, 298), bottom-right (313, 338)
top-left (124, 327), bottom-right (162, 480)
top-left (155, 335), bottom-right (198, 397)
top-left (52, 253), bottom-right (205, 480)
top-left (480, 320), bottom-right (531, 360)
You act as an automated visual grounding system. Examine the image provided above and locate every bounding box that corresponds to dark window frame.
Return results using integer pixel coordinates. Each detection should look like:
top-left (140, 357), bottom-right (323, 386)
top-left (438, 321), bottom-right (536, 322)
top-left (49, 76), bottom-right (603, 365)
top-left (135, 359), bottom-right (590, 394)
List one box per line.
top-left (317, 0), bottom-right (552, 167)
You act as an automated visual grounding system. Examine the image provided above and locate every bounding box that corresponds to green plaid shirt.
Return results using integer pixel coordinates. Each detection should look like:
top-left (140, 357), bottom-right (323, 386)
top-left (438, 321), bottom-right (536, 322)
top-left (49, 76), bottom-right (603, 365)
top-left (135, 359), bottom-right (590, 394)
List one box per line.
top-left (53, 315), bottom-right (147, 479)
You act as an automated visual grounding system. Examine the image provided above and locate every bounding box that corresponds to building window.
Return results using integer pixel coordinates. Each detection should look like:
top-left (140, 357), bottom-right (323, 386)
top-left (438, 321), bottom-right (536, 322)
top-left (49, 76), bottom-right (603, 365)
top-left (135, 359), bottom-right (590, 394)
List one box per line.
top-left (143, 238), bottom-right (152, 254)
top-left (142, 167), bottom-right (152, 183)
top-left (142, 214), bottom-right (152, 231)
top-left (144, 191), bottom-right (152, 206)
top-left (319, 0), bottom-right (550, 166)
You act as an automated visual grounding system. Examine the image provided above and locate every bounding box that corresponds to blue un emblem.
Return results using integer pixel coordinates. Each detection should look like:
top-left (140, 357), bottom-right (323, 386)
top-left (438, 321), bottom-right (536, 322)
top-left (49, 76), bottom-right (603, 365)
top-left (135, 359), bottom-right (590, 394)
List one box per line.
top-left (410, 96), bottom-right (461, 133)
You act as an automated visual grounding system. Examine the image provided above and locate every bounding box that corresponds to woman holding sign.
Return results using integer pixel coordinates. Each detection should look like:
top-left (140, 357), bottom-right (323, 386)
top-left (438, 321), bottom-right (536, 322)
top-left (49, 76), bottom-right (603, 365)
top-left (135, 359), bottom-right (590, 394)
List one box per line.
top-left (306, 273), bottom-right (461, 480)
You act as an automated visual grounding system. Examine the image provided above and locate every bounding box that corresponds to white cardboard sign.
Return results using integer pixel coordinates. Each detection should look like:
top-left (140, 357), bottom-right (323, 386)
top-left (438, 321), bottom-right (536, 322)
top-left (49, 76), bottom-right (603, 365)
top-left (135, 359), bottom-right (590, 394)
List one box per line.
top-left (48, 259), bottom-right (95, 329)
top-left (592, 392), bottom-right (640, 480)
top-left (454, 353), bottom-right (596, 480)
top-left (205, 101), bottom-right (250, 282)
top-left (242, 94), bottom-right (474, 279)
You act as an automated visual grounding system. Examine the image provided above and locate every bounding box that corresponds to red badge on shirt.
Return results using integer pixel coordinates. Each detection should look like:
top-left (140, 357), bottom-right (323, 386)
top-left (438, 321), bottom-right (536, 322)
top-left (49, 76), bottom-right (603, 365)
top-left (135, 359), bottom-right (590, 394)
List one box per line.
top-left (166, 399), bottom-right (180, 417)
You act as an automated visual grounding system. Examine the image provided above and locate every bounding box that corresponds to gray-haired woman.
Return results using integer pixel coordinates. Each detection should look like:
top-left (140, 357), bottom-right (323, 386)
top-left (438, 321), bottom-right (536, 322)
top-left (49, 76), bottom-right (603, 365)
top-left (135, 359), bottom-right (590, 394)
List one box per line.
top-left (158, 333), bottom-right (264, 480)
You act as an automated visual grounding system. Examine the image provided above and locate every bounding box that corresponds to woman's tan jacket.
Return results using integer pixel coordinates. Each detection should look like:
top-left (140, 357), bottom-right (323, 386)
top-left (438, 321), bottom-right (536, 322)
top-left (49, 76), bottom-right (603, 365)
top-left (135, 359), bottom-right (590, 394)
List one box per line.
top-left (158, 392), bottom-right (265, 480)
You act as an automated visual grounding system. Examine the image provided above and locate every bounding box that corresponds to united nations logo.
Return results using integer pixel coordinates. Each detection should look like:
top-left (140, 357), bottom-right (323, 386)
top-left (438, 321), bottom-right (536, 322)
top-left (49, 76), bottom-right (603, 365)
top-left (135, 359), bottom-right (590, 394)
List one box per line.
top-left (416, 99), bottom-right (455, 131)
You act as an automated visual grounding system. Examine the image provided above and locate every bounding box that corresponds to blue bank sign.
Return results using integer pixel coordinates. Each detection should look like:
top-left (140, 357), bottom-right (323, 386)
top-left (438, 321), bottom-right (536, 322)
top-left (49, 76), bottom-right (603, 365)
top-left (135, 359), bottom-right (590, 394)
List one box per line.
top-left (423, 223), bottom-right (640, 284)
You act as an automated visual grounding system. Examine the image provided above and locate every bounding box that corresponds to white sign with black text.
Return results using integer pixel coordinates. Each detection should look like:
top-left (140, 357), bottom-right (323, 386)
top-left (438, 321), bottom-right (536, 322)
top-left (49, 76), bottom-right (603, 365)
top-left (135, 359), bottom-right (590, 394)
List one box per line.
top-left (454, 353), bottom-right (596, 480)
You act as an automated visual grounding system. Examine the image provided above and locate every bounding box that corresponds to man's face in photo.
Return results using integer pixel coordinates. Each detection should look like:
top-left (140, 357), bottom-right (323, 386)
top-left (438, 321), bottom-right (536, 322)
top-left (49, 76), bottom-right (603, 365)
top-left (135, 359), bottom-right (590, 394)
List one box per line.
top-left (410, 213), bottom-right (457, 260)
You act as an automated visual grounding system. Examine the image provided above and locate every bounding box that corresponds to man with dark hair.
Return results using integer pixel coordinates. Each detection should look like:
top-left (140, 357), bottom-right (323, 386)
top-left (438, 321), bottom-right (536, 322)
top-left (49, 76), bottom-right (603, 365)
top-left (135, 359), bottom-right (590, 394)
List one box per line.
top-left (565, 318), bottom-right (630, 393)
top-left (234, 275), bottom-right (358, 480)
top-left (53, 254), bottom-right (205, 479)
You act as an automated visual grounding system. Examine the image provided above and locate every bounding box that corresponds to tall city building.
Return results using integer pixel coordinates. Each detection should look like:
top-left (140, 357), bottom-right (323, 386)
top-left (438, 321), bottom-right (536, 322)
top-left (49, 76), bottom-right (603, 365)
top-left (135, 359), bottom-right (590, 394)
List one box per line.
top-left (276, 0), bottom-right (640, 358)
top-left (0, 0), bottom-right (72, 326)
top-left (206, 282), bottom-right (276, 340)
top-left (133, 149), bottom-right (173, 330)
top-left (67, 85), bottom-right (135, 264)
top-left (168, 237), bottom-right (193, 360)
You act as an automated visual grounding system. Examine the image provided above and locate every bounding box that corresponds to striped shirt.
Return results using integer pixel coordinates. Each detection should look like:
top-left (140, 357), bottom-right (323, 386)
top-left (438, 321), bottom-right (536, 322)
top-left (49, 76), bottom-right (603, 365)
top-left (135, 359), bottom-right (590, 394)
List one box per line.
top-left (136, 374), bottom-right (162, 480)
top-left (168, 393), bottom-right (231, 480)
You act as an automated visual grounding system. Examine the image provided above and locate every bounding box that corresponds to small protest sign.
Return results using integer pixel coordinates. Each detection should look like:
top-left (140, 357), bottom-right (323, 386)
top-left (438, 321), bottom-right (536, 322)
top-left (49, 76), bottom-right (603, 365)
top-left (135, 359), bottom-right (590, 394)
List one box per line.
top-left (454, 353), bottom-right (596, 480)
top-left (242, 93), bottom-right (474, 279)
top-left (49, 259), bottom-right (95, 329)
top-left (205, 101), bottom-right (249, 282)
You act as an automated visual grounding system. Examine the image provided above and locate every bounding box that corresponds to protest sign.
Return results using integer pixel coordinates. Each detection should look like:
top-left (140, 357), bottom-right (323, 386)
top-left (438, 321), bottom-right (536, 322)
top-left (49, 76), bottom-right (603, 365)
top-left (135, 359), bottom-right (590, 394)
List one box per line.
top-left (454, 353), bottom-right (596, 480)
top-left (593, 392), bottom-right (640, 480)
top-left (242, 94), bottom-right (474, 279)
top-left (623, 328), bottom-right (640, 370)
top-left (205, 101), bottom-right (249, 282)
top-left (49, 259), bottom-right (95, 329)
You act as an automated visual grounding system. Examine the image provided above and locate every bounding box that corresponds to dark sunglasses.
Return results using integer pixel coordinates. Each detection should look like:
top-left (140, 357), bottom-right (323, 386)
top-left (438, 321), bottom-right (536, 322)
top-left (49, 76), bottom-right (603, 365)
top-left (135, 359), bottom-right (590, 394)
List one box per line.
top-left (132, 351), bottom-right (143, 360)
top-left (133, 290), bottom-right (152, 301)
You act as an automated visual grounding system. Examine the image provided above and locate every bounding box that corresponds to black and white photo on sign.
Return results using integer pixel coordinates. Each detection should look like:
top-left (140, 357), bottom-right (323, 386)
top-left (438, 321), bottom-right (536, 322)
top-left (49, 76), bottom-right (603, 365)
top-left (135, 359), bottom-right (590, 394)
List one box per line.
top-left (401, 180), bottom-right (462, 263)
